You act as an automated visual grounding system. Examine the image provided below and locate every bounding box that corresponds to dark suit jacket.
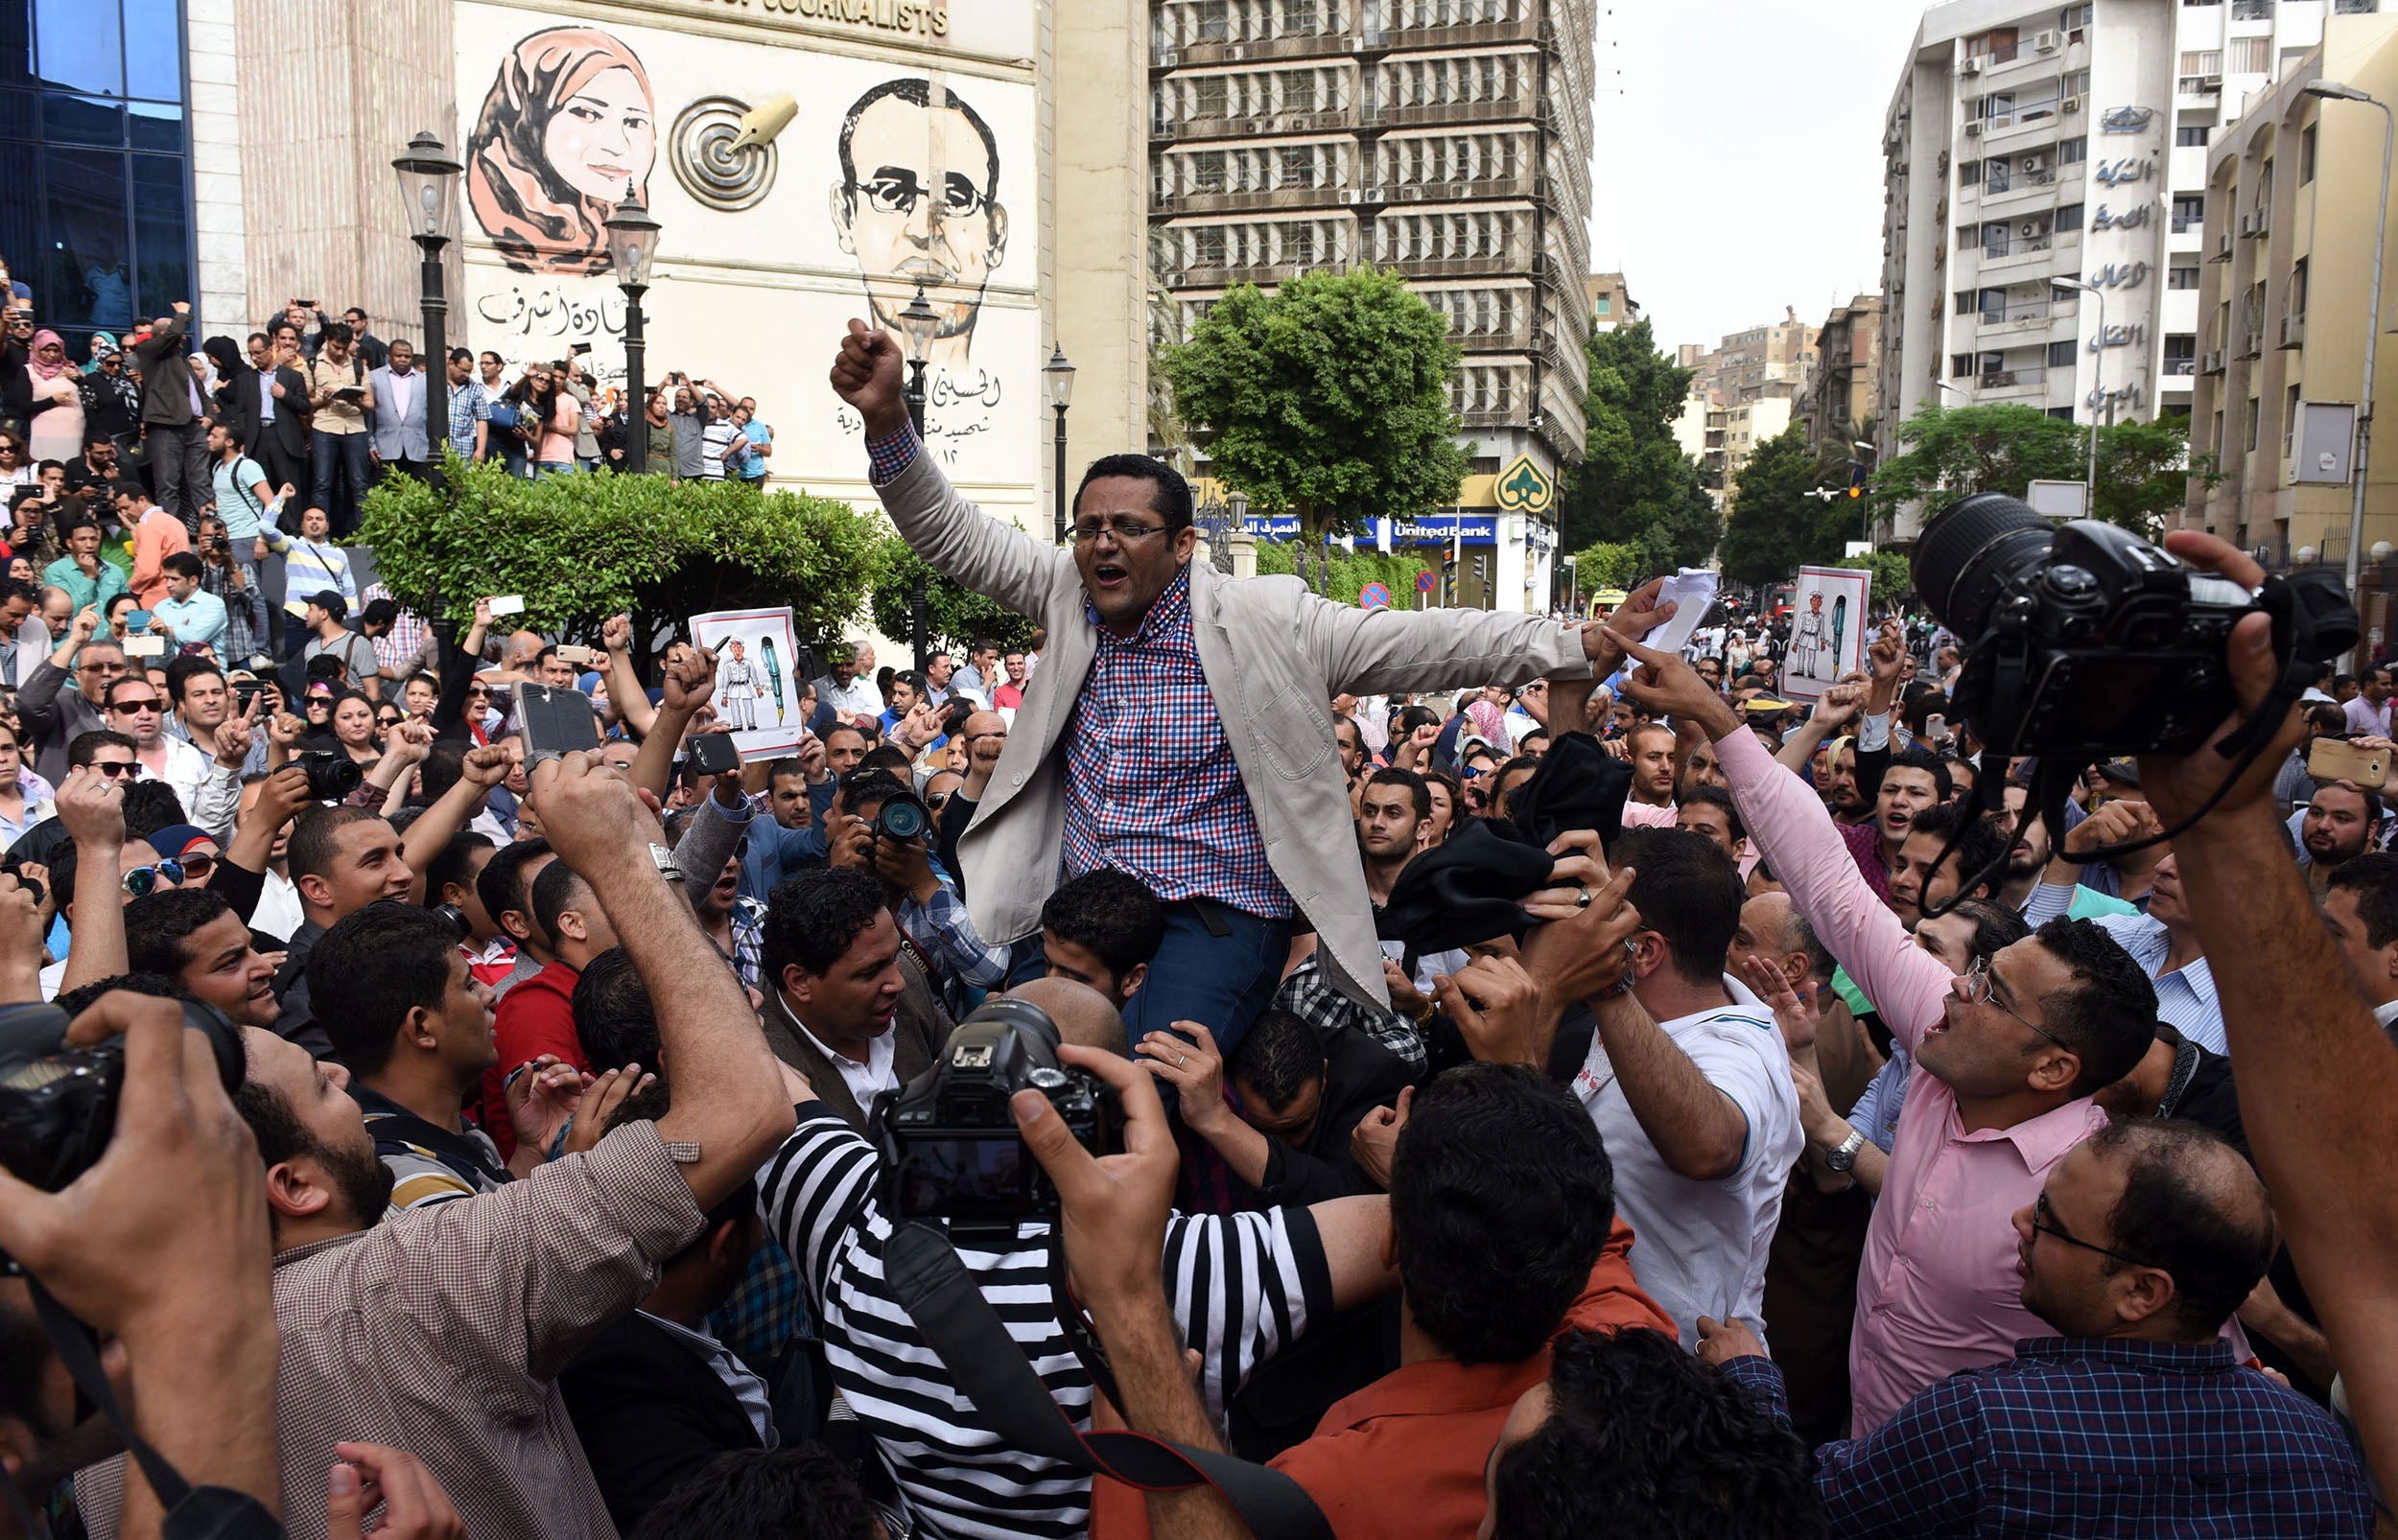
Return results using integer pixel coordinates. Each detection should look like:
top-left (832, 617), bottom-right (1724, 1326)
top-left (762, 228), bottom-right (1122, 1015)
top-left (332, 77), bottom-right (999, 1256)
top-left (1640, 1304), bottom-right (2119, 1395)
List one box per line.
top-left (760, 986), bottom-right (940, 1130)
top-left (229, 364), bottom-right (309, 458)
top-left (1244, 1030), bottom-right (1418, 1207)
top-left (560, 1311), bottom-right (765, 1536)
top-left (132, 313), bottom-right (196, 428)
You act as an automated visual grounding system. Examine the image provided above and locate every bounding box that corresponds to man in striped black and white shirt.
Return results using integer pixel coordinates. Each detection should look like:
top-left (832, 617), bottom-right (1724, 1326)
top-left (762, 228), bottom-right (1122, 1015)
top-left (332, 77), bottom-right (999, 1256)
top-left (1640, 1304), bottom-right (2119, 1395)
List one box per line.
top-left (757, 976), bottom-right (1395, 1540)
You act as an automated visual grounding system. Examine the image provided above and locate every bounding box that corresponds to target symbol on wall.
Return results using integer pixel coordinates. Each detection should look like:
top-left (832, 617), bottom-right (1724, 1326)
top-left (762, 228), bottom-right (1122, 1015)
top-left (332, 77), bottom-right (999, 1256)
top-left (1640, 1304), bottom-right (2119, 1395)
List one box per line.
top-left (669, 94), bottom-right (790, 213)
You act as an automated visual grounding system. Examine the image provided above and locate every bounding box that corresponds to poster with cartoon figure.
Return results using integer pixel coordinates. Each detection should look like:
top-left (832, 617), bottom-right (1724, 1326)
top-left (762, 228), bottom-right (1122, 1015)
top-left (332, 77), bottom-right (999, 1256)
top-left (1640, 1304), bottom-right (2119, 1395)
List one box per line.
top-left (688, 606), bottom-right (803, 760)
top-left (455, 2), bottom-right (1040, 499)
top-left (1782, 566), bottom-right (1872, 702)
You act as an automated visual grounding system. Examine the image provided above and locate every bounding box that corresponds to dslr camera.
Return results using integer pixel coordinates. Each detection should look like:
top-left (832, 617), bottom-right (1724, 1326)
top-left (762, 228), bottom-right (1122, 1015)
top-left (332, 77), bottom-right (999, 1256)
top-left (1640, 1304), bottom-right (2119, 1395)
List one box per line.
top-left (872, 998), bottom-right (1119, 1231)
top-left (873, 789), bottom-right (931, 843)
top-left (0, 999), bottom-right (243, 1192)
top-left (296, 749), bottom-right (362, 802)
top-left (1912, 493), bottom-right (2357, 758)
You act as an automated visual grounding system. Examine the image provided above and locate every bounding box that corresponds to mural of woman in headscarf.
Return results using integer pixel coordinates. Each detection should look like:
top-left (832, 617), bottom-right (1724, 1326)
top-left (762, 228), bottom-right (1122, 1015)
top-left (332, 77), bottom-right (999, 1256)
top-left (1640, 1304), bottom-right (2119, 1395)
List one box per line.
top-left (466, 27), bottom-right (656, 276)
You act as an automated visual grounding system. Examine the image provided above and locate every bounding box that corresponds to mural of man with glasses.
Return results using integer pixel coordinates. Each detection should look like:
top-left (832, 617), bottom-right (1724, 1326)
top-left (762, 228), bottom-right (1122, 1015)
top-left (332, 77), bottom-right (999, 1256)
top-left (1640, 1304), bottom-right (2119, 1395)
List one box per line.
top-left (829, 77), bottom-right (1009, 372)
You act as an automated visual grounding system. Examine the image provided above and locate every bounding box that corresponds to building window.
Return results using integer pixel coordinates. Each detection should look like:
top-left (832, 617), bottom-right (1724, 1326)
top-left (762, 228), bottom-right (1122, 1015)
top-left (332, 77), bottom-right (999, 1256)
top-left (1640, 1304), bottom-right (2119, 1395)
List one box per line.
top-left (1281, 0), bottom-right (1321, 34)
top-left (1956, 290), bottom-right (1978, 315)
top-left (1984, 221), bottom-right (2010, 256)
top-left (1951, 352), bottom-right (1975, 378)
top-left (2059, 136), bottom-right (2087, 164)
top-left (2336, 0), bottom-right (2380, 12)
top-left (1196, 0), bottom-right (1229, 41)
top-left (1193, 226), bottom-right (1225, 266)
top-left (1190, 151), bottom-right (1225, 191)
top-left (2048, 339), bottom-right (2078, 367)
top-left (2176, 126), bottom-right (2212, 147)
top-left (2170, 265), bottom-right (2201, 289)
top-left (0, 0), bottom-right (193, 352)
top-left (2181, 49), bottom-right (2223, 74)
top-left (1987, 156), bottom-right (2011, 193)
top-left (2059, 3), bottom-right (2094, 26)
top-left (2048, 407), bottom-right (2078, 421)
top-left (2229, 36), bottom-right (2270, 73)
top-left (2302, 123), bottom-right (2318, 183)
top-left (2245, 398), bottom-right (2260, 451)
top-left (2056, 202), bottom-right (2084, 231)
top-left (2166, 334), bottom-right (2198, 372)
top-left (2291, 255), bottom-right (2310, 316)
top-left (1958, 157), bottom-right (1981, 185)
top-left (1593, 294), bottom-right (1610, 315)
top-left (2173, 194), bottom-right (2205, 232)
top-left (1279, 146), bottom-right (1317, 187)
top-left (1193, 76), bottom-right (1227, 117)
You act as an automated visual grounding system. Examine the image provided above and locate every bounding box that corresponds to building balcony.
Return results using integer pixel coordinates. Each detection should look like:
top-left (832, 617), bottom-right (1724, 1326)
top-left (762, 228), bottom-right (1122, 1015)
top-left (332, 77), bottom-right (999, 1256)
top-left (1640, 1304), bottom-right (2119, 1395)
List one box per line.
top-left (1158, 255), bottom-right (1343, 288)
top-left (1459, 406), bottom-right (1527, 429)
top-left (1376, 250), bottom-right (1533, 279)
top-left (1982, 170), bottom-right (2057, 208)
top-left (1153, 183), bottom-right (1357, 217)
top-left (1155, 33), bottom-right (1350, 70)
top-left (1156, 105), bottom-right (1360, 144)
top-left (1458, 326), bottom-right (1534, 354)
top-left (1375, 14), bottom-right (1545, 53)
top-left (1977, 366), bottom-right (2048, 395)
top-left (2165, 357), bottom-right (2199, 376)
top-left (1978, 236), bottom-right (2057, 270)
top-left (1977, 299), bottom-right (2055, 329)
top-left (1361, 96), bottom-right (1532, 129)
top-left (2176, 74), bottom-right (2224, 100)
top-left (1377, 172), bottom-right (1542, 204)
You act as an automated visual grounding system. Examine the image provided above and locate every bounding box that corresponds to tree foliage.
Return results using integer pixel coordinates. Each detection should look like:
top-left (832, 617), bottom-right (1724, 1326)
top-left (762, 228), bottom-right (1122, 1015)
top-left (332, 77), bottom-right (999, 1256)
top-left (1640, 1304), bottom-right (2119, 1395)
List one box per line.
top-left (1253, 541), bottom-right (1437, 606)
top-left (1718, 428), bottom-right (1836, 586)
top-left (868, 535), bottom-right (1042, 656)
top-left (1870, 403), bottom-right (2214, 542)
top-left (1835, 549), bottom-right (1914, 608)
top-left (1568, 541), bottom-right (1643, 589)
top-left (1161, 268), bottom-right (1469, 541)
top-left (357, 453), bottom-right (887, 664)
top-left (1557, 318), bottom-right (1721, 571)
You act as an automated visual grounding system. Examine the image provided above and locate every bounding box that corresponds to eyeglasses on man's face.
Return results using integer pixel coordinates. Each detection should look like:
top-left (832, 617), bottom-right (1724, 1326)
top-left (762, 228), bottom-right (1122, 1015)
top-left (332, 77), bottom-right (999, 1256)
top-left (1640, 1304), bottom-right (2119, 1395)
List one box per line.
top-left (1963, 955), bottom-right (2070, 1052)
top-left (88, 759), bottom-right (141, 780)
top-left (849, 170), bottom-right (992, 220)
top-left (1070, 519), bottom-right (1173, 547)
top-left (2031, 1191), bottom-right (2152, 1270)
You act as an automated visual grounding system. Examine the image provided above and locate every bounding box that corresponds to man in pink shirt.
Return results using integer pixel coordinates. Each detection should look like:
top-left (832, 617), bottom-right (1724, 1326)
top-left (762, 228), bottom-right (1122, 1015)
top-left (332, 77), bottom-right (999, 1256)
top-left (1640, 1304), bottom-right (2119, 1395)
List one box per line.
top-left (1622, 640), bottom-right (2158, 1435)
top-left (118, 481), bottom-right (191, 611)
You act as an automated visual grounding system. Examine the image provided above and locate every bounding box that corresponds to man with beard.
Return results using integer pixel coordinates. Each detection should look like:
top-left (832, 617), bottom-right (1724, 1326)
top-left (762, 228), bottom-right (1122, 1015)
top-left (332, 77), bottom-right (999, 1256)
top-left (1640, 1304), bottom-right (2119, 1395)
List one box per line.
top-left (1626, 721), bottom-right (1679, 808)
top-left (2300, 781), bottom-right (2382, 897)
top-left (74, 752), bottom-right (798, 1540)
top-left (1700, 1121), bottom-right (2372, 1537)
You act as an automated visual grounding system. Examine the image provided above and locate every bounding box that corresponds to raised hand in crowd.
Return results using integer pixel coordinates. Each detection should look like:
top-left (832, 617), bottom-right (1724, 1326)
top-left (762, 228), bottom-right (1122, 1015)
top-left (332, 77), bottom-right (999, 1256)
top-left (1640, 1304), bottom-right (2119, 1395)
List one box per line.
top-left (325, 1442), bottom-right (467, 1540)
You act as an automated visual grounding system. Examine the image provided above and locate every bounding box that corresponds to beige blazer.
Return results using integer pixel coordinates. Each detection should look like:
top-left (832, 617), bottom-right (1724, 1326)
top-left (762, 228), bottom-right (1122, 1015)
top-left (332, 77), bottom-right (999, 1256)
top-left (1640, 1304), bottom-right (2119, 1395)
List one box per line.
top-left (877, 450), bottom-right (1592, 1009)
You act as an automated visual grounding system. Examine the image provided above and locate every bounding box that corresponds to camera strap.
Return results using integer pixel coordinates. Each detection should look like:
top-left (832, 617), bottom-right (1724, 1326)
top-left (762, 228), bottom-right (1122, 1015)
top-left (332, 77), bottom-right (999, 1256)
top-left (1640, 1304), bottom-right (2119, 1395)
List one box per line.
top-left (12, 1279), bottom-right (281, 1538)
top-left (882, 1221), bottom-right (1334, 1540)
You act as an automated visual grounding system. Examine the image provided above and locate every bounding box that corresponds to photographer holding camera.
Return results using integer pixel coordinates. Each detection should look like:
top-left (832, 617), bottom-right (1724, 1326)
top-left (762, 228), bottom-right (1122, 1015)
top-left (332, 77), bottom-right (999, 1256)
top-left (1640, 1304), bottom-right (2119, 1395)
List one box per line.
top-left (74, 749), bottom-right (798, 1538)
top-left (756, 975), bottom-right (1395, 1540)
top-left (825, 767), bottom-right (1008, 1005)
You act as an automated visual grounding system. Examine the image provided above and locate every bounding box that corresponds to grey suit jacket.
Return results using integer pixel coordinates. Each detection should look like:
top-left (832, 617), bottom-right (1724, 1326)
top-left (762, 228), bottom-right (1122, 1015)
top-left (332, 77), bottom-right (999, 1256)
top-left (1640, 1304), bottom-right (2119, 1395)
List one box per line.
top-left (876, 449), bottom-right (1594, 1010)
top-left (760, 986), bottom-right (941, 1132)
top-left (365, 365), bottom-right (430, 461)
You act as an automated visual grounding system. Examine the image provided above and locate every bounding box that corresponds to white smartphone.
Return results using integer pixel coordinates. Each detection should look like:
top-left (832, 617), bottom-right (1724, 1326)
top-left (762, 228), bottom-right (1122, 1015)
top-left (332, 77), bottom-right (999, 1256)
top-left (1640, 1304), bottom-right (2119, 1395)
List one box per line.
top-left (488, 595), bottom-right (527, 617)
top-left (123, 635), bottom-right (168, 659)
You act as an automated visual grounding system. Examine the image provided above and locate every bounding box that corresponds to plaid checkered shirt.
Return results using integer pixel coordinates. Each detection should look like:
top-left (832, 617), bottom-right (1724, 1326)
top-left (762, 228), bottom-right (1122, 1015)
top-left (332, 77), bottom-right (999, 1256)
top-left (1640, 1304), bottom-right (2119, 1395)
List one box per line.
top-left (1724, 1338), bottom-right (2373, 1536)
top-left (870, 421), bottom-right (1288, 917)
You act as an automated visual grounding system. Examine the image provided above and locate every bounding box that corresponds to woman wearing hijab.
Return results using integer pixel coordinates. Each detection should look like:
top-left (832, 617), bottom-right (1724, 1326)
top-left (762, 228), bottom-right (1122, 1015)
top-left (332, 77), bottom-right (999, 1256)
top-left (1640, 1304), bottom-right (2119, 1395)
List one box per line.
top-left (466, 27), bottom-right (656, 276)
top-left (82, 332), bottom-right (117, 376)
top-left (200, 336), bottom-right (245, 417)
top-left (13, 331), bottom-right (83, 464)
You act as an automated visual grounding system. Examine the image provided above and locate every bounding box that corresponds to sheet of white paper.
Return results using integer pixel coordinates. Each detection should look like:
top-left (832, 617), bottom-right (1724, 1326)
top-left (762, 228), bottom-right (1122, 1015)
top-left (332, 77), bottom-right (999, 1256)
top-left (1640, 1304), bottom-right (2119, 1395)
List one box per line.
top-left (1645, 569), bottom-right (1719, 658)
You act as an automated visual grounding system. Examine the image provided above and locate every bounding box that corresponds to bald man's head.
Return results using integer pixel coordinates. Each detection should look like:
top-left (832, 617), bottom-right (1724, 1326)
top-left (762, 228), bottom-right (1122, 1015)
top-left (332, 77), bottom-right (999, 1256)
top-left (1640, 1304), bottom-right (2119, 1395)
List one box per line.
top-left (1007, 975), bottom-right (1128, 1059)
top-left (2082, 1119), bottom-right (2277, 1340)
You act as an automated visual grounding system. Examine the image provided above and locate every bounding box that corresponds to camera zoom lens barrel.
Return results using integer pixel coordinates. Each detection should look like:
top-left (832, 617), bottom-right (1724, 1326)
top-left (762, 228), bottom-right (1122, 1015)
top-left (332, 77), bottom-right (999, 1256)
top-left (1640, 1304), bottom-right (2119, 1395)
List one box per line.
top-left (1912, 492), bottom-right (2058, 638)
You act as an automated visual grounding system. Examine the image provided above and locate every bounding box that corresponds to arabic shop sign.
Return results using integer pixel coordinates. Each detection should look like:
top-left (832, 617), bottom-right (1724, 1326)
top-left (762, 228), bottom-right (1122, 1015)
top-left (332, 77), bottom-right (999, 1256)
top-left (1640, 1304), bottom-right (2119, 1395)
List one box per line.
top-left (1380, 514), bottom-right (1497, 547)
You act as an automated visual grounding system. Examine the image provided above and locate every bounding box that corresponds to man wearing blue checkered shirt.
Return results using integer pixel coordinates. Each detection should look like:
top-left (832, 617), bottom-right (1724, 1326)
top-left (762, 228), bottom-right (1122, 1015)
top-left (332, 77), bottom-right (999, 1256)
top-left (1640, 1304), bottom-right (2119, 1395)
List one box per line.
top-left (1699, 1119), bottom-right (2372, 1537)
top-left (832, 322), bottom-right (1621, 1066)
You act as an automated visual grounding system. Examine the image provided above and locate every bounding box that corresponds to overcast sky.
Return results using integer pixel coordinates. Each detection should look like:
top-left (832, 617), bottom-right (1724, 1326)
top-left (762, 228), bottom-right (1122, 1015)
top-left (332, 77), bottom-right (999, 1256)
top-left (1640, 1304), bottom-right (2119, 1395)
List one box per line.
top-left (1586, 0), bottom-right (1934, 355)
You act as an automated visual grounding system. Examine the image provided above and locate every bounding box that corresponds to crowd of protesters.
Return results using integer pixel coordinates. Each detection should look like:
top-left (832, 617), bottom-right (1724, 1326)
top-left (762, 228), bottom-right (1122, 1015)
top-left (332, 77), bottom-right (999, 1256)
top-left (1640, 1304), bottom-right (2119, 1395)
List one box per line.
top-left (2, 317), bottom-right (2396, 1540)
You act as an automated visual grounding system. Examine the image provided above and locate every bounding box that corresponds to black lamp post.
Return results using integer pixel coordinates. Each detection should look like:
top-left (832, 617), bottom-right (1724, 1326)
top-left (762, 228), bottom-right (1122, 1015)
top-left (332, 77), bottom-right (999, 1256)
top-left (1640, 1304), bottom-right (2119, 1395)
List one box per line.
top-left (1045, 342), bottom-right (1075, 542)
top-left (391, 131), bottom-right (461, 489)
top-left (605, 197), bottom-right (660, 475)
top-left (896, 282), bottom-right (941, 668)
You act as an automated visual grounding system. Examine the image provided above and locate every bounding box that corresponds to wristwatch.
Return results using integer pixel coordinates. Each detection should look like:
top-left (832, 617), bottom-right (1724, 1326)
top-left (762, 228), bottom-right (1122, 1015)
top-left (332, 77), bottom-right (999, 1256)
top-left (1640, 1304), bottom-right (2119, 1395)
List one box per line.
top-left (1825, 1129), bottom-right (1868, 1173)
top-left (647, 842), bottom-right (685, 884)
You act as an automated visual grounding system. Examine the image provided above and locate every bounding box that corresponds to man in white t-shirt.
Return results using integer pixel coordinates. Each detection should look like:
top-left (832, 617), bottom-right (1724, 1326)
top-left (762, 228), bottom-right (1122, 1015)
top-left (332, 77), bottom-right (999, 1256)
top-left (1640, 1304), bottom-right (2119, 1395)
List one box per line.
top-left (1565, 826), bottom-right (1800, 1346)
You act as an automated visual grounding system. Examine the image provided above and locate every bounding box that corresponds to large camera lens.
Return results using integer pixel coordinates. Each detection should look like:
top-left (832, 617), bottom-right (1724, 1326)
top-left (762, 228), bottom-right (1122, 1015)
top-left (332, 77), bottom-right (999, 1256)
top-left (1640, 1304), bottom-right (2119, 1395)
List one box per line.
top-left (299, 750), bottom-right (363, 802)
top-left (876, 792), bottom-right (929, 842)
top-left (1913, 492), bottom-right (2058, 638)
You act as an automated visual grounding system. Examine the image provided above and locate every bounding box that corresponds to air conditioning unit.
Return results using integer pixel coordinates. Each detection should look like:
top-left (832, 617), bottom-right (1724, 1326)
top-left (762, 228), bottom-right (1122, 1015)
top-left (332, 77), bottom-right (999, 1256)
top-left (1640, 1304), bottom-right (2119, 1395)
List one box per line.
top-left (2201, 348), bottom-right (2226, 374)
top-left (1961, 58), bottom-right (1983, 77)
top-left (2282, 314), bottom-right (2308, 347)
top-left (1160, 48), bottom-right (1181, 67)
top-left (1240, 119), bottom-right (1264, 134)
top-left (2211, 232), bottom-right (2234, 261)
top-left (1338, 189), bottom-right (1359, 204)
top-left (2033, 29), bottom-right (2059, 51)
top-left (2020, 221), bottom-right (2042, 237)
top-left (2021, 155), bottom-right (2041, 173)
top-left (1964, 120), bottom-right (1984, 137)
top-left (2062, 95), bottom-right (2082, 113)
top-left (1399, 185), bottom-right (1425, 201)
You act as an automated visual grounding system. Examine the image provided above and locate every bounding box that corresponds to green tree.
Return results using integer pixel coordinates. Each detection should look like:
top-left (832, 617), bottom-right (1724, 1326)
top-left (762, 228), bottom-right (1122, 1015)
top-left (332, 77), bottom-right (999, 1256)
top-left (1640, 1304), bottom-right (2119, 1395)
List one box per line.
top-left (1161, 268), bottom-right (1469, 543)
top-left (1557, 318), bottom-right (1721, 571)
top-left (1569, 541), bottom-right (1642, 589)
top-left (357, 454), bottom-right (887, 665)
top-left (1870, 403), bottom-right (2215, 542)
top-left (868, 537), bottom-right (1041, 656)
top-left (1835, 549), bottom-right (1914, 608)
top-left (1718, 427), bottom-right (1841, 585)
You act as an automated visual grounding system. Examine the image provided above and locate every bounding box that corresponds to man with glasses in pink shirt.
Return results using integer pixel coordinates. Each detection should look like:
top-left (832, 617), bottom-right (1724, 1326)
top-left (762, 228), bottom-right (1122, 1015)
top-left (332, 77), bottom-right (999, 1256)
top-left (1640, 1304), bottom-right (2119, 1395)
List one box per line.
top-left (1621, 625), bottom-right (2159, 1435)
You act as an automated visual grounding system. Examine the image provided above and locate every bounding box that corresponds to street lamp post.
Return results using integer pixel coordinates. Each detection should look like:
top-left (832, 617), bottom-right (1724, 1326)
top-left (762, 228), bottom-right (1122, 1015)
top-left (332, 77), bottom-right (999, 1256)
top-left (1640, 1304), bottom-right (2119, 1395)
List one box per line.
top-left (391, 132), bottom-right (461, 489)
top-left (2304, 82), bottom-right (2396, 638)
top-left (604, 197), bottom-right (661, 475)
top-left (896, 283), bottom-right (942, 668)
top-left (2055, 277), bottom-right (2105, 516)
top-left (1045, 343), bottom-right (1075, 543)
top-left (1852, 438), bottom-right (1876, 548)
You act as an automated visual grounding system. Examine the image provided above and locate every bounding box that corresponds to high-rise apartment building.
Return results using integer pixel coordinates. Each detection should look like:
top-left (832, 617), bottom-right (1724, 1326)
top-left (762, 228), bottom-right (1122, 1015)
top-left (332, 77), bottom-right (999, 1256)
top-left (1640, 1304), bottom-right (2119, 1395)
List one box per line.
top-left (1878, 0), bottom-right (2352, 539)
top-left (1801, 294), bottom-right (1887, 453)
top-left (1148, 0), bottom-right (1597, 612)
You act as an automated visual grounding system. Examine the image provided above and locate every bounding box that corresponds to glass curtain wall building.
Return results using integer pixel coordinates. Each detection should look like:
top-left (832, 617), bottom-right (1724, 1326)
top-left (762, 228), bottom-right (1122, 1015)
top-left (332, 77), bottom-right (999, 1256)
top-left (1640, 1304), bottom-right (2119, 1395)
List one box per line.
top-left (0, 0), bottom-right (192, 352)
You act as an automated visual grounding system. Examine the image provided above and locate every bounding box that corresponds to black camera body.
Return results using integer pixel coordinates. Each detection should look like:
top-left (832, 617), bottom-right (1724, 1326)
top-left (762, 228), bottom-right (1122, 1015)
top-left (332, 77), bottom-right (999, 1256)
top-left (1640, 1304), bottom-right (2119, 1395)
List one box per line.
top-left (296, 749), bottom-right (362, 802)
top-left (0, 999), bottom-right (244, 1192)
top-left (1914, 494), bottom-right (2355, 758)
top-left (872, 998), bottom-right (1118, 1232)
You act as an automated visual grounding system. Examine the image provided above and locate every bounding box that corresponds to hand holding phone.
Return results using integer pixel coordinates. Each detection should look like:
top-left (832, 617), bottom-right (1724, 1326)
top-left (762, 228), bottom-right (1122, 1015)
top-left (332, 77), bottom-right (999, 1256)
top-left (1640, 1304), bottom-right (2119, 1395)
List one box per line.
top-left (487, 595), bottom-right (526, 618)
top-left (513, 685), bottom-right (601, 764)
top-left (2310, 736), bottom-right (2390, 791)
